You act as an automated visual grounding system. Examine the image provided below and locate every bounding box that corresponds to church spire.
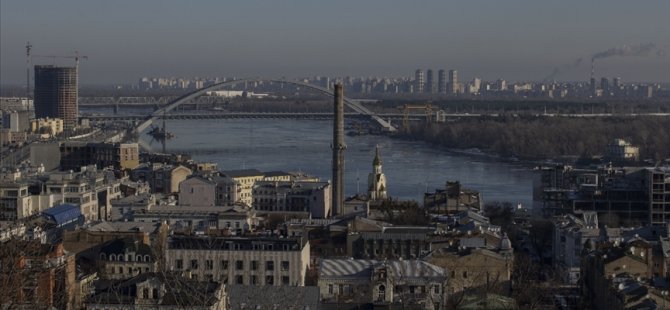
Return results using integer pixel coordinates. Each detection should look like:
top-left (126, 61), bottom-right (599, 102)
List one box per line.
top-left (373, 144), bottom-right (382, 167)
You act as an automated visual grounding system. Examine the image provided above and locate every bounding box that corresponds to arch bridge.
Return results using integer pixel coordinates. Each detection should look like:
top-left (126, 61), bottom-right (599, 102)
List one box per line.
top-left (135, 78), bottom-right (396, 133)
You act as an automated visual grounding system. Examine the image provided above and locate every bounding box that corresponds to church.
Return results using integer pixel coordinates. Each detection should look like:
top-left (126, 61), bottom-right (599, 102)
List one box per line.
top-left (367, 145), bottom-right (388, 201)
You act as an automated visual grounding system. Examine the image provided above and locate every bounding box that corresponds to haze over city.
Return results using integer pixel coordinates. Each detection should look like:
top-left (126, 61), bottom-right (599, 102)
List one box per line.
top-left (2, 0), bottom-right (670, 84)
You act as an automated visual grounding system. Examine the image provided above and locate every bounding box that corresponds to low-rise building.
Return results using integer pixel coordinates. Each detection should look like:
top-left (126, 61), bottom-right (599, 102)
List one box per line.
top-left (424, 181), bottom-right (482, 214)
top-left (110, 193), bottom-right (155, 221)
top-left (85, 273), bottom-right (227, 309)
top-left (30, 117), bottom-right (63, 137)
top-left (425, 236), bottom-right (514, 297)
top-left (132, 163), bottom-right (192, 194)
top-left (97, 238), bottom-right (157, 280)
top-left (0, 240), bottom-right (76, 309)
top-left (252, 180), bottom-right (332, 218)
top-left (132, 205), bottom-right (257, 234)
top-left (179, 175), bottom-right (216, 207)
top-left (165, 235), bottom-right (310, 286)
top-left (318, 259), bottom-right (448, 309)
top-left (220, 169), bottom-right (265, 206)
top-left (346, 217), bottom-right (435, 260)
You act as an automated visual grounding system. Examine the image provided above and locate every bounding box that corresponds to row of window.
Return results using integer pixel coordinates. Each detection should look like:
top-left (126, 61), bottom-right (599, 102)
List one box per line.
top-left (110, 266), bottom-right (151, 274)
top-left (175, 259), bottom-right (289, 271)
top-left (190, 273), bottom-right (291, 285)
top-left (101, 253), bottom-right (152, 262)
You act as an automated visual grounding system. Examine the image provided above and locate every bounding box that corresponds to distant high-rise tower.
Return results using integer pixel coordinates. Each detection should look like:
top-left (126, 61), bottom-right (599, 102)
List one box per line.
top-left (448, 70), bottom-right (458, 95)
top-left (414, 69), bottom-right (424, 94)
top-left (601, 77), bottom-right (610, 94)
top-left (367, 145), bottom-right (387, 201)
top-left (590, 78), bottom-right (597, 93)
top-left (437, 69), bottom-right (447, 94)
top-left (34, 65), bottom-right (78, 129)
top-left (426, 69), bottom-right (434, 94)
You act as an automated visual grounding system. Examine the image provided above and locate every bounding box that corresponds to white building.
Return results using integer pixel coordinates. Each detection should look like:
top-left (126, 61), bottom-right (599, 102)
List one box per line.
top-left (166, 235), bottom-right (310, 286)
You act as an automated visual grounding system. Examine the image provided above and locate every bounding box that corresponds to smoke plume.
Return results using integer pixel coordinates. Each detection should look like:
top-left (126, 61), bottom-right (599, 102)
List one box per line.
top-left (544, 42), bottom-right (666, 82)
top-left (591, 42), bottom-right (660, 60)
top-left (544, 57), bottom-right (583, 81)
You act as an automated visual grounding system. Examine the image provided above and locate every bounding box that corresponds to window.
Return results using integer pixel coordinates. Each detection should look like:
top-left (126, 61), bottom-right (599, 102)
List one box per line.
top-left (176, 259), bottom-right (183, 269)
top-left (282, 276), bottom-right (290, 285)
top-left (236, 275), bottom-right (244, 284)
top-left (143, 288), bottom-right (149, 299)
top-left (328, 284), bottom-right (333, 294)
top-left (236, 260), bottom-right (244, 270)
top-left (281, 261), bottom-right (289, 271)
top-left (191, 259), bottom-right (199, 270)
top-left (434, 285), bottom-right (440, 294)
top-left (128, 267), bottom-right (132, 274)
top-left (251, 261), bottom-right (259, 271)
top-left (205, 260), bottom-right (213, 270)
top-left (118, 266), bottom-right (123, 274)
top-left (205, 274), bottom-right (214, 282)
top-left (462, 271), bottom-right (468, 279)
top-left (409, 286), bottom-right (415, 294)
top-left (266, 261), bottom-right (274, 271)
top-left (266, 275), bottom-right (274, 285)
top-left (252, 275), bottom-right (258, 285)
top-left (221, 260), bottom-right (229, 270)
top-left (152, 289), bottom-right (158, 299)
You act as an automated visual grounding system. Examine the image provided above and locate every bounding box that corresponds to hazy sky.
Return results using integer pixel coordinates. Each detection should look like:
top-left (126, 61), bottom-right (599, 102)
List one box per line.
top-left (2, 0), bottom-right (669, 84)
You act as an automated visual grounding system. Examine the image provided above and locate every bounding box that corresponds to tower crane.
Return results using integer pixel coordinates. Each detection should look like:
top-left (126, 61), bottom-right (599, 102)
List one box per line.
top-left (32, 51), bottom-right (88, 71)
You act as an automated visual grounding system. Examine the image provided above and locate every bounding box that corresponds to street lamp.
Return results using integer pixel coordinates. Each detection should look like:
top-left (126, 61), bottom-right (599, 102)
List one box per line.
top-left (662, 290), bottom-right (669, 309)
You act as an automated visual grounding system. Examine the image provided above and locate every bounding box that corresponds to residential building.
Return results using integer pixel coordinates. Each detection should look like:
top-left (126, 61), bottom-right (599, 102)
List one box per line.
top-left (165, 235), bottom-right (310, 286)
top-left (85, 273), bottom-right (227, 309)
top-left (438, 69), bottom-right (447, 94)
top-left (30, 117), bottom-right (64, 137)
top-left (425, 235), bottom-right (514, 296)
top-left (97, 238), bottom-right (157, 280)
top-left (219, 169), bottom-right (265, 206)
top-left (318, 259), bottom-right (448, 309)
top-left (132, 205), bottom-right (257, 234)
top-left (448, 70), bottom-right (458, 95)
top-left (179, 176), bottom-right (216, 207)
top-left (132, 163), bottom-right (192, 194)
top-left (110, 193), bottom-right (155, 221)
top-left (414, 69), bottom-right (425, 94)
top-left (60, 141), bottom-right (140, 171)
top-left (252, 180), bottom-right (332, 218)
top-left (604, 139), bottom-right (640, 163)
top-left (553, 212), bottom-right (601, 284)
top-left (0, 241), bottom-right (76, 309)
top-left (424, 181), bottom-right (482, 214)
top-left (227, 285), bottom-right (319, 310)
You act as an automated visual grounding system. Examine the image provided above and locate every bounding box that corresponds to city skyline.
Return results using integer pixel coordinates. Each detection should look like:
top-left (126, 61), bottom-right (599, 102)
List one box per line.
top-left (1, 1), bottom-right (670, 84)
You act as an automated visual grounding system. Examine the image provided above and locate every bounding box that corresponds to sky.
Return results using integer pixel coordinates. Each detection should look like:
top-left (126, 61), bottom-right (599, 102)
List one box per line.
top-left (1, 0), bottom-right (669, 84)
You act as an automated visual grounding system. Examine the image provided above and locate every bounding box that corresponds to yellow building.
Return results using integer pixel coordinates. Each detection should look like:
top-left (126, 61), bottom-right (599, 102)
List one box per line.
top-left (31, 118), bottom-right (64, 137)
top-left (220, 169), bottom-right (265, 207)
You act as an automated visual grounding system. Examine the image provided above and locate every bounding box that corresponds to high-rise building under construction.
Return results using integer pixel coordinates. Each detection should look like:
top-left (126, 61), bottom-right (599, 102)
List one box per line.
top-left (34, 65), bottom-right (78, 129)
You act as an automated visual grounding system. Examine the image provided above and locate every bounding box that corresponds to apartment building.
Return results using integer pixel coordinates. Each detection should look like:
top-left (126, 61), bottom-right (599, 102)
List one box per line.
top-left (165, 235), bottom-right (310, 286)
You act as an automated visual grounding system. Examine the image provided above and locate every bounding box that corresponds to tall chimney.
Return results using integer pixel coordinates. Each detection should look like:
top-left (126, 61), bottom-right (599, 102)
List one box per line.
top-left (332, 84), bottom-right (346, 216)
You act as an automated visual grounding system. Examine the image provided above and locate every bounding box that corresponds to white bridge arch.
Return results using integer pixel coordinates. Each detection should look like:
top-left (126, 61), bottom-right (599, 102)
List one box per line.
top-left (135, 78), bottom-right (396, 133)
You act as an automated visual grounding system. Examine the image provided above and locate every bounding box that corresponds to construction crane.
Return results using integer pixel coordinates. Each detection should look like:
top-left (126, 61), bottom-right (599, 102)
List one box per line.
top-left (32, 51), bottom-right (88, 71)
top-left (399, 104), bottom-right (433, 131)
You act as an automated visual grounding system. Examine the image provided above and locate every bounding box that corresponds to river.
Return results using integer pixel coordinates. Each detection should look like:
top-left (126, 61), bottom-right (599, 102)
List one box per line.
top-left (137, 118), bottom-right (535, 207)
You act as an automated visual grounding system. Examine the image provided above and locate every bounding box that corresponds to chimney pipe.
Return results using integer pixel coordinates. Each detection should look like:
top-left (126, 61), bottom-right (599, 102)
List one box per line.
top-left (332, 84), bottom-right (346, 216)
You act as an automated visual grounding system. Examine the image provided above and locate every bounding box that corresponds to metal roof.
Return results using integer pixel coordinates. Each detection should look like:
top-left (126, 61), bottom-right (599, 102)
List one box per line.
top-left (42, 203), bottom-right (81, 226)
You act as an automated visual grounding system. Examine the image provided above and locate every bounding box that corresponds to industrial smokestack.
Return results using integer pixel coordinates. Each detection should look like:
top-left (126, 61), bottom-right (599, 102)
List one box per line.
top-left (332, 84), bottom-right (346, 216)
